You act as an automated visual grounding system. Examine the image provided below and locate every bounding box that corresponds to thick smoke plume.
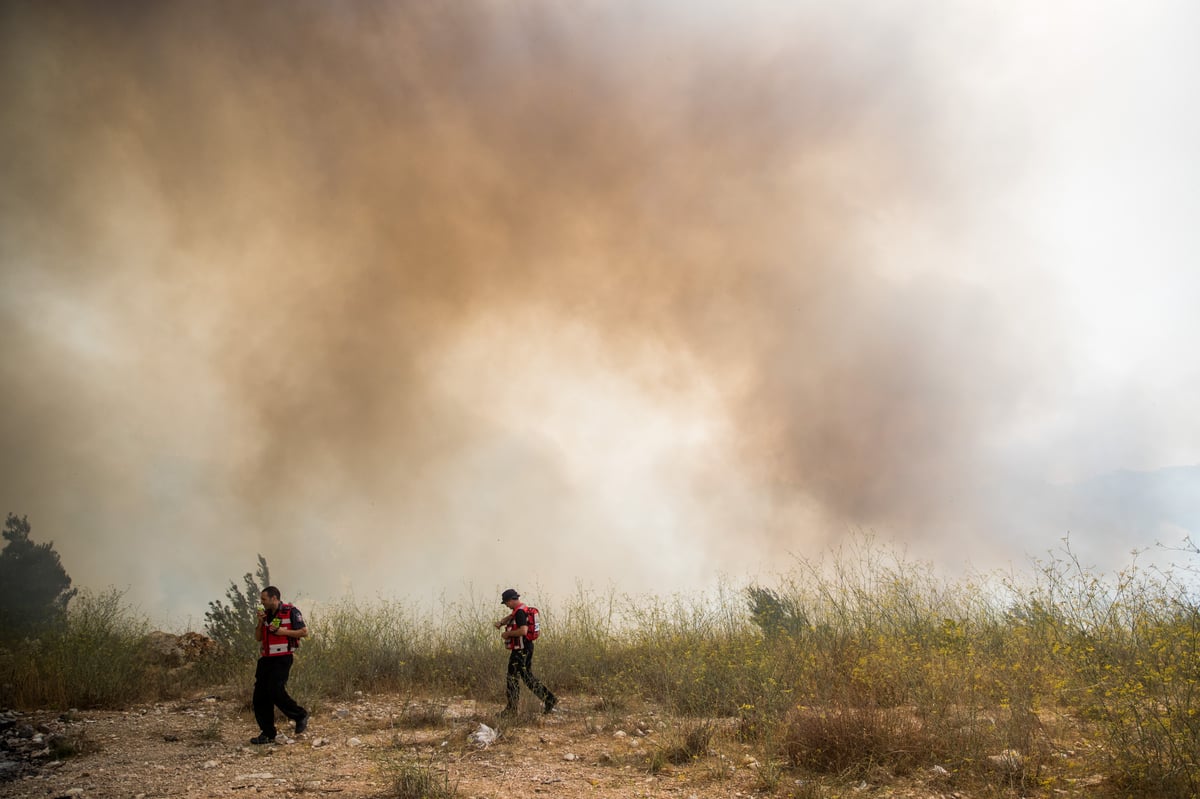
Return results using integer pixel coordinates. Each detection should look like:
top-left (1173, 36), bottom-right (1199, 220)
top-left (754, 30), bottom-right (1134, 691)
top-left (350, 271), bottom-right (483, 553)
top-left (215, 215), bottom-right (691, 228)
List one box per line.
top-left (1, 2), bottom-right (1065, 616)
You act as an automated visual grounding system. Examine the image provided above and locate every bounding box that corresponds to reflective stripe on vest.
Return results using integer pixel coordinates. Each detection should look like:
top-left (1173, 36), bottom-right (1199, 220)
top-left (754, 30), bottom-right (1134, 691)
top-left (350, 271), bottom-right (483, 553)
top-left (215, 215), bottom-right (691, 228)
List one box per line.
top-left (262, 604), bottom-right (296, 657)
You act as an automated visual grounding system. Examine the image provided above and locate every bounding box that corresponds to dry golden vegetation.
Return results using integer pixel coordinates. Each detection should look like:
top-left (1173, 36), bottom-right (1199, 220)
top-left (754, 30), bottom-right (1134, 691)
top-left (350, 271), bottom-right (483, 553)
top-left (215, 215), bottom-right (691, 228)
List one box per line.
top-left (2, 539), bottom-right (1199, 798)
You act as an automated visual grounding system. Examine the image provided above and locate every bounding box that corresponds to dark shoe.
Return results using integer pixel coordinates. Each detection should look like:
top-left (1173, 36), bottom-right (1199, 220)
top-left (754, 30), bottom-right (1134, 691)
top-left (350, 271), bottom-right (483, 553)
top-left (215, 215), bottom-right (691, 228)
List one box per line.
top-left (295, 713), bottom-right (309, 735)
top-left (249, 734), bottom-right (276, 745)
top-left (543, 696), bottom-right (558, 714)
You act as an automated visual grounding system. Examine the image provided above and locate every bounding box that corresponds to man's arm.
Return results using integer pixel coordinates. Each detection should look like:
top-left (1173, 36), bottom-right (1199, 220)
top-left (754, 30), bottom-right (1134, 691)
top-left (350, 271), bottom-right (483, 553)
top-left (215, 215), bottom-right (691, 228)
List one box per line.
top-left (286, 608), bottom-right (309, 640)
top-left (500, 624), bottom-right (528, 640)
top-left (500, 609), bottom-right (528, 640)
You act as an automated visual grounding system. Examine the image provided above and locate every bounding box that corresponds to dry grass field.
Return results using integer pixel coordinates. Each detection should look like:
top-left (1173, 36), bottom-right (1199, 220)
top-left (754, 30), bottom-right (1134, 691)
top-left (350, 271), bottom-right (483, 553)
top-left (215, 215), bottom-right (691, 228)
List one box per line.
top-left (2, 542), bottom-right (1198, 798)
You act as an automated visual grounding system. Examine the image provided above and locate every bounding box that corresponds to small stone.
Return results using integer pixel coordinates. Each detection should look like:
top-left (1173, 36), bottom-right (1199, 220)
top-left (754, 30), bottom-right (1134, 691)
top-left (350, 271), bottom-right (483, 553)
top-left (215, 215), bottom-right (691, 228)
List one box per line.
top-left (202, 760), bottom-right (219, 769)
top-left (348, 737), bottom-right (363, 747)
top-left (563, 753), bottom-right (576, 761)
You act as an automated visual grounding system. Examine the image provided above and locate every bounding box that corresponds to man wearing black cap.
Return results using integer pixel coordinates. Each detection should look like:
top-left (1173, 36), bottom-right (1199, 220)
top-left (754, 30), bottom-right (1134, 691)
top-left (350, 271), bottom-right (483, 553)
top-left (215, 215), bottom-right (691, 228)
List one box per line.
top-left (494, 588), bottom-right (557, 716)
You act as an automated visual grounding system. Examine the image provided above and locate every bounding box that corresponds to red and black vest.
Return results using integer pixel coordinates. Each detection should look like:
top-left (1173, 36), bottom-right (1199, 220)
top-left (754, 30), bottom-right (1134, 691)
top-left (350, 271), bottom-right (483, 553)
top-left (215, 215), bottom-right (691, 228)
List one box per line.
top-left (261, 603), bottom-right (299, 657)
top-left (505, 604), bottom-right (529, 650)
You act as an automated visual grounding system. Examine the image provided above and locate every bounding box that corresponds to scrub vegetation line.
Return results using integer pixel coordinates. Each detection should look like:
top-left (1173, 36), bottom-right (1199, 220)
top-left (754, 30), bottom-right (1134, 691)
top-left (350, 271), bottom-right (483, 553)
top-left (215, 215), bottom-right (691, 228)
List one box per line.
top-left (2, 536), bottom-right (1199, 797)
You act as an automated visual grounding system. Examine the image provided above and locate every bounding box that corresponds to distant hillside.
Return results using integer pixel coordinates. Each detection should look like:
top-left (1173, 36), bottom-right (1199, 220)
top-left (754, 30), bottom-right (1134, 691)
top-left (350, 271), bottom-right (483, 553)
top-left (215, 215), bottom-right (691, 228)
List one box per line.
top-left (1065, 464), bottom-right (1200, 535)
top-left (982, 464), bottom-right (1200, 569)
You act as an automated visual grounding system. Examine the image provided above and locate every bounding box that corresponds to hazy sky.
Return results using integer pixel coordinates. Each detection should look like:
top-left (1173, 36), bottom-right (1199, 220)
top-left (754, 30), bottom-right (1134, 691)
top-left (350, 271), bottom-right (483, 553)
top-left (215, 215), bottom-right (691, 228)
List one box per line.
top-left (3, 1), bottom-right (1198, 626)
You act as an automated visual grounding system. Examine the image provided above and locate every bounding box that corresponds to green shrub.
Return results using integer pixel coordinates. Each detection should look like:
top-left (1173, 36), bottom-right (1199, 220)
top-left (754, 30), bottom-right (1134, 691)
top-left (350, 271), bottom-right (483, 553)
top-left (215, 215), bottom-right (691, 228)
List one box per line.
top-left (0, 589), bottom-right (153, 708)
top-left (379, 750), bottom-right (458, 799)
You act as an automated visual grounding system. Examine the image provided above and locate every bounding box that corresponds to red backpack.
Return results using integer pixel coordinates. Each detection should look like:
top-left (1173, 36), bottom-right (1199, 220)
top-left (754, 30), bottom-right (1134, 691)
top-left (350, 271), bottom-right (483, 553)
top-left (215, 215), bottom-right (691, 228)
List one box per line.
top-left (521, 604), bottom-right (541, 641)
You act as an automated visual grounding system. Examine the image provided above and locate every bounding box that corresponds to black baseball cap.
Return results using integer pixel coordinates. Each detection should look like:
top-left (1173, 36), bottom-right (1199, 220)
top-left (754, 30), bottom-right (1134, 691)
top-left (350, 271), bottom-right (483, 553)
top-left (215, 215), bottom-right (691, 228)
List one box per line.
top-left (501, 588), bottom-right (520, 603)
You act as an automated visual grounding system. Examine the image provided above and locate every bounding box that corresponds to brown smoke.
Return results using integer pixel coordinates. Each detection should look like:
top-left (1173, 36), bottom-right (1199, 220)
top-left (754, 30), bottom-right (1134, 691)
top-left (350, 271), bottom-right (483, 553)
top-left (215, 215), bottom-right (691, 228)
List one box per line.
top-left (0, 2), bottom-right (1056, 612)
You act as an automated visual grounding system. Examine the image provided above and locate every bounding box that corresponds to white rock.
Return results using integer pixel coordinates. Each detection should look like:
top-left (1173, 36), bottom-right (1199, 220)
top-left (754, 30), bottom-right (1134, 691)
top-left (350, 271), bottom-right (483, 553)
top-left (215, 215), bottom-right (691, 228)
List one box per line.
top-left (235, 773), bottom-right (274, 781)
top-left (931, 764), bottom-right (949, 775)
top-left (333, 708), bottom-right (351, 719)
top-left (202, 760), bottom-right (219, 769)
top-left (613, 730), bottom-right (626, 738)
top-left (348, 737), bottom-right (363, 747)
top-left (563, 753), bottom-right (577, 761)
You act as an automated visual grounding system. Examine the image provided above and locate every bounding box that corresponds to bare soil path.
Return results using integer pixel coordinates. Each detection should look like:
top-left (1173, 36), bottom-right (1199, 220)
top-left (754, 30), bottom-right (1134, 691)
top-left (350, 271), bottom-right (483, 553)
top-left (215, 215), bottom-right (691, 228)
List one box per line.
top-left (0, 691), bottom-right (1106, 799)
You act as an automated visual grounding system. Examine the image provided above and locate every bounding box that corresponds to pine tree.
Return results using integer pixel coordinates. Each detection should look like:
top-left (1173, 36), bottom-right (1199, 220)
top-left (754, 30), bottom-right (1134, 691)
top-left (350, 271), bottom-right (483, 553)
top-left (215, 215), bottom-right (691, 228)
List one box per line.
top-left (0, 514), bottom-right (77, 639)
top-left (204, 554), bottom-right (270, 656)
top-left (745, 585), bottom-right (809, 639)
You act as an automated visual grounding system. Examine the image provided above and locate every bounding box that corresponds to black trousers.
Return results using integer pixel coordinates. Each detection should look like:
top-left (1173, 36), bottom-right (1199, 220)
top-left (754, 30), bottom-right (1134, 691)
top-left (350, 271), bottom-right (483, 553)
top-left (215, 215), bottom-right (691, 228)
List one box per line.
top-left (253, 654), bottom-right (306, 737)
top-left (506, 644), bottom-right (555, 710)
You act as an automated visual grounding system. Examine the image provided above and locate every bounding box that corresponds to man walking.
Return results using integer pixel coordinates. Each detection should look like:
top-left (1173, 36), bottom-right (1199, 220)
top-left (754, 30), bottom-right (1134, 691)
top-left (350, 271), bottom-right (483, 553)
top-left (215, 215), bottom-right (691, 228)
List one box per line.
top-left (250, 585), bottom-right (310, 744)
top-left (494, 588), bottom-right (557, 717)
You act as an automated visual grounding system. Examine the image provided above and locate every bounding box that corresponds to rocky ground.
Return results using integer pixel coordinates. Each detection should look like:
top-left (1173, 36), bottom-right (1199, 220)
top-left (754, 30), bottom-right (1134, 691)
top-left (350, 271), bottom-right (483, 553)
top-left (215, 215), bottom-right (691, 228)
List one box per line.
top-left (0, 689), bottom-right (1112, 799)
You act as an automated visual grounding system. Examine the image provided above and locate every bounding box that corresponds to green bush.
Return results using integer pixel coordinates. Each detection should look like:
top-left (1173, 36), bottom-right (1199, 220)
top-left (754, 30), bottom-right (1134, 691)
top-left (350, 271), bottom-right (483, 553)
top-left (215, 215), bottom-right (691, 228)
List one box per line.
top-left (0, 589), bottom-right (152, 708)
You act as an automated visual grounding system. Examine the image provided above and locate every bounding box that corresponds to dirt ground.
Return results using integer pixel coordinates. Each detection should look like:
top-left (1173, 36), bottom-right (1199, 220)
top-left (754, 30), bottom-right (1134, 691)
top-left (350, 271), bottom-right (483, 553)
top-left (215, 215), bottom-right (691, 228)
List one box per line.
top-left (1, 689), bottom-right (1110, 799)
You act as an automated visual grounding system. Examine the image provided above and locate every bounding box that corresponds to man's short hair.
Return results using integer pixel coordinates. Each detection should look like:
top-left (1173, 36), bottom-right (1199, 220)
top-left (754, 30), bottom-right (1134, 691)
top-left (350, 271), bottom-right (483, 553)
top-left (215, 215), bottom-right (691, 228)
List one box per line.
top-left (263, 586), bottom-right (281, 599)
